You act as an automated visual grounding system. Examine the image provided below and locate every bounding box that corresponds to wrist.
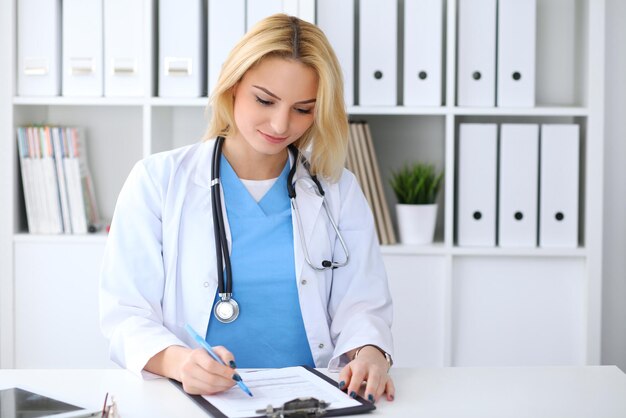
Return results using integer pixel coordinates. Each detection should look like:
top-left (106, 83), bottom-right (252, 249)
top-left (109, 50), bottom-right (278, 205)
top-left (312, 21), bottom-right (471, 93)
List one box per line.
top-left (353, 345), bottom-right (393, 370)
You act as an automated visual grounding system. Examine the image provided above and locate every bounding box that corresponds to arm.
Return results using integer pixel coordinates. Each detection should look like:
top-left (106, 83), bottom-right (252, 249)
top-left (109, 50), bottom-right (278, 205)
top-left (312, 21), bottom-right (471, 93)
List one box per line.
top-left (326, 171), bottom-right (395, 402)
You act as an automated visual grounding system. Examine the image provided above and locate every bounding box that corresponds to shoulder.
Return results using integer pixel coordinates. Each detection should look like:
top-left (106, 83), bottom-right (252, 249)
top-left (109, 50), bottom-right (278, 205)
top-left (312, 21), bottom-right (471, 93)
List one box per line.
top-left (131, 140), bottom-right (214, 190)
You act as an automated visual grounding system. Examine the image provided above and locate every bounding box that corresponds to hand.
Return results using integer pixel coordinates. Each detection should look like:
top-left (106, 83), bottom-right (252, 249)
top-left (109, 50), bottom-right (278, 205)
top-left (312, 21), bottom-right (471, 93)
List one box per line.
top-left (338, 346), bottom-right (395, 403)
top-left (179, 346), bottom-right (239, 395)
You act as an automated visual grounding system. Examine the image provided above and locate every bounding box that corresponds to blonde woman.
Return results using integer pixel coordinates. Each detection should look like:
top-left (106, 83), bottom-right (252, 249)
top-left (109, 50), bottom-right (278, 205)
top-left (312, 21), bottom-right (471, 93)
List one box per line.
top-left (100, 14), bottom-right (395, 403)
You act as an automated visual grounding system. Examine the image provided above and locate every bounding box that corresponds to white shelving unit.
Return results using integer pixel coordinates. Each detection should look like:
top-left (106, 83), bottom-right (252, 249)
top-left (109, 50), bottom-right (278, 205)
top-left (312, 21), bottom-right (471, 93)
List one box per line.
top-left (0, 0), bottom-right (605, 369)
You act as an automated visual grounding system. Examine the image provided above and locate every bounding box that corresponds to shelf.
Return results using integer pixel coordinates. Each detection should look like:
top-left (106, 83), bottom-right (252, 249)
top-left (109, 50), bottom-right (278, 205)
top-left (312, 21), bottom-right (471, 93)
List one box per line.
top-left (381, 242), bottom-right (587, 258)
top-left (150, 97), bottom-right (209, 107)
top-left (451, 246), bottom-right (587, 258)
top-left (11, 97), bottom-right (589, 118)
top-left (13, 233), bottom-right (108, 245)
top-left (13, 97), bottom-right (147, 106)
top-left (453, 106), bottom-right (589, 117)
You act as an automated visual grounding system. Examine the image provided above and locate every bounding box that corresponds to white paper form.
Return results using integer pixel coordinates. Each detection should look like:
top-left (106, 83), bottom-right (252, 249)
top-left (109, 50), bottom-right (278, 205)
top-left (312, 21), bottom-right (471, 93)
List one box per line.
top-left (203, 367), bottom-right (360, 418)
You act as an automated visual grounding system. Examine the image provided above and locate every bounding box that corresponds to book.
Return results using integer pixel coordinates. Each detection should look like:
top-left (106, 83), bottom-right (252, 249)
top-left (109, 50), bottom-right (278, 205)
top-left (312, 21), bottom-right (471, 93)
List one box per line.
top-left (16, 125), bottom-right (100, 234)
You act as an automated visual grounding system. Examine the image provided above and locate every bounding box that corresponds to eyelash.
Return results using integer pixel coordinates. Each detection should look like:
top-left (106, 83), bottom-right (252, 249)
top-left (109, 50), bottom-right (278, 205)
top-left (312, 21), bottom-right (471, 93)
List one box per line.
top-left (255, 96), bottom-right (312, 115)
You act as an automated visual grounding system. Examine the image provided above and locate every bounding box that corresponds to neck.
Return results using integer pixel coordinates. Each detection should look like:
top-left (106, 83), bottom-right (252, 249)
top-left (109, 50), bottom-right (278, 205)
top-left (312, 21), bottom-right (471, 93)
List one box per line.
top-left (221, 135), bottom-right (289, 180)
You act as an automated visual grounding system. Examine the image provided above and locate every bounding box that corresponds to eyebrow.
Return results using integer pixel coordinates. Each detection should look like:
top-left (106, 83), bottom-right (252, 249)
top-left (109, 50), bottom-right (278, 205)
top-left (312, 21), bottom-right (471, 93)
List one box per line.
top-left (252, 85), bottom-right (316, 104)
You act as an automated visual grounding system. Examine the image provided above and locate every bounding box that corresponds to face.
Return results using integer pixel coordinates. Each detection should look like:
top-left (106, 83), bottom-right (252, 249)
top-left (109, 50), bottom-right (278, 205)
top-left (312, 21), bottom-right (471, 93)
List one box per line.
top-left (231, 56), bottom-right (318, 157)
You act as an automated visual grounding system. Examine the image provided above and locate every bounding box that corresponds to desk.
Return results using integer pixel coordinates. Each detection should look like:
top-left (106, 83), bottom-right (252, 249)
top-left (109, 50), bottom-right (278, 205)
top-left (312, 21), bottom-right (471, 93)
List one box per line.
top-left (1, 367), bottom-right (625, 417)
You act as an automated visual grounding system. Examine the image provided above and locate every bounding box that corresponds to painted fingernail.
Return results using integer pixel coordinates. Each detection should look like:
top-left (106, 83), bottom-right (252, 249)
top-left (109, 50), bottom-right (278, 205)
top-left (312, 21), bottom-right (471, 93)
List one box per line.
top-left (338, 381), bottom-right (346, 389)
top-left (367, 394), bottom-right (375, 403)
top-left (349, 391), bottom-right (357, 399)
top-left (229, 360), bottom-right (237, 369)
top-left (390, 394), bottom-right (395, 401)
top-left (232, 374), bottom-right (242, 382)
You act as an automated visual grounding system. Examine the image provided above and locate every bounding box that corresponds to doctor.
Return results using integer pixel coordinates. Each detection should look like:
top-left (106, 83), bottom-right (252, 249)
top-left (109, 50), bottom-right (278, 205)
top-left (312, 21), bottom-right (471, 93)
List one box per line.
top-left (100, 14), bottom-right (394, 403)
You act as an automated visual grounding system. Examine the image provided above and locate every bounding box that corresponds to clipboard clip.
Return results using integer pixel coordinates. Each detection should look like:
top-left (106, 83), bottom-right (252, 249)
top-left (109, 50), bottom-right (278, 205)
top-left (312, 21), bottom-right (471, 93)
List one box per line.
top-left (256, 397), bottom-right (331, 417)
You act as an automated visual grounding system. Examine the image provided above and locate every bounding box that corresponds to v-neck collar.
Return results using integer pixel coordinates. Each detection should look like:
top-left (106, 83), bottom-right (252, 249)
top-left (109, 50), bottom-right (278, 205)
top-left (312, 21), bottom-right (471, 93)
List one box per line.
top-left (220, 155), bottom-right (290, 218)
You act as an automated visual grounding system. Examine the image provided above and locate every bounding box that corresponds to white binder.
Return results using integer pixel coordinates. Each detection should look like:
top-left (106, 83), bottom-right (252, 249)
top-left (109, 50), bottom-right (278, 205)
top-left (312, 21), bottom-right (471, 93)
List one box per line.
top-left (63, 0), bottom-right (103, 97)
top-left (298, 0), bottom-right (316, 23)
top-left (17, 0), bottom-right (61, 96)
top-left (457, 124), bottom-right (498, 246)
top-left (498, 124), bottom-right (539, 247)
top-left (159, 0), bottom-right (205, 97)
top-left (539, 124), bottom-right (580, 248)
top-left (457, 0), bottom-right (496, 107)
top-left (403, 0), bottom-right (443, 106)
top-left (497, 0), bottom-right (536, 107)
top-left (104, 0), bottom-right (146, 97)
top-left (317, 0), bottom-right (354, 106)
top-left (208, 0), bottom-right (245, 96)
top-left (246, 0), bottom-right (282, 30)
top-left (359, 0), bottom-right (397, 106)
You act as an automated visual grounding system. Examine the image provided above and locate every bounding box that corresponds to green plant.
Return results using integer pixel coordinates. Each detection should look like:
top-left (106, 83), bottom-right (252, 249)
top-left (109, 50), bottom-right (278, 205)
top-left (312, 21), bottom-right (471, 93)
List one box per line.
top-left (390, 163), bottom-right (444, 205)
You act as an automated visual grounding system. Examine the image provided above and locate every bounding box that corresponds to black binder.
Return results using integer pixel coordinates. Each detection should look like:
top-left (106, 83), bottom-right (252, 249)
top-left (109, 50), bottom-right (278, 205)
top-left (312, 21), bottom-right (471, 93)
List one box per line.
top-left (170, 366), bottom-right (376, 417)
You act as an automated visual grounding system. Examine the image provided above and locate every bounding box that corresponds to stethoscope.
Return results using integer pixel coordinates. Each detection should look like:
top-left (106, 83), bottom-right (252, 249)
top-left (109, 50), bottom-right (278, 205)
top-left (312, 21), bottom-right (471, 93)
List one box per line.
top-left (210, 136), bottom-right (350, 323)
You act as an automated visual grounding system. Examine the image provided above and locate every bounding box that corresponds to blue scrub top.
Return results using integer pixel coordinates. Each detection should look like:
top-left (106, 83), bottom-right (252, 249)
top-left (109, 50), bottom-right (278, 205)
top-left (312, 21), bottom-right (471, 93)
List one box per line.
top-left (205, 155), bottom-right (315, 368)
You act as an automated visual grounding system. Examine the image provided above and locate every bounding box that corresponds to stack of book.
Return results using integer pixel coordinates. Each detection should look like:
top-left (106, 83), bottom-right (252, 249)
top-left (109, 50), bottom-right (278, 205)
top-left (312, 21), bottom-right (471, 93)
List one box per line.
top-left (16, 126), bottom-right (100, 234)
top-left (346, 121), bottom-right (397, 245)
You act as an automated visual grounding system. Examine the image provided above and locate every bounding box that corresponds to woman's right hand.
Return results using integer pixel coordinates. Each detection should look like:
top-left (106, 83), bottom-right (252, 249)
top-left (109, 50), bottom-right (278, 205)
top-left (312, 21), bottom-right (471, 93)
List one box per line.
top-left (179, 346), bottom-right (239, 395)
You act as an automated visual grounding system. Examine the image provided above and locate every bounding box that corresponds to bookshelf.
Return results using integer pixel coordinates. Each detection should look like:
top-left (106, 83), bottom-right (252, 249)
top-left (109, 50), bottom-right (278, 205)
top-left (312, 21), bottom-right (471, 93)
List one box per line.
top-left (0, 0), bottom-right (605, 369)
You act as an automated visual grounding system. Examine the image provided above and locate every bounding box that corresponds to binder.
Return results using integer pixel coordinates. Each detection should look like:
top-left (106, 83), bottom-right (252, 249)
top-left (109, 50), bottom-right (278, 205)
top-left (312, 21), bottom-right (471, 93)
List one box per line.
top-left (159, 0), bottom-right (205, 97)
top-left (498, 124), bottom-right (539, 247)
top-left (359, 0), bottom-right (397, 106)
top-left (298, 0), bottom-right (316, 23)
top-left (17, 0), bottom-right (61, 96)
top-left (104, 0), bottom-right (146, 97)
top-left (457, 0), bottom-right (496, 107)
top-left (317, 0), bottom-right (354, 106)
top-left (403, 0), bottom-right (443, 106)
top-left (284, 0), bottom-right (316, 23)
top-left (246, 0), bottom-right (282, 30)
top-left (208, 0), bottom-right (245, 96)
top-left (539, 124), bottom-right (580, 248)
top-left (457, 124), bottom-right (498, 246)
top-left (171, 366), bottom-right (375, 417)
top-left (497, 0), bottom-right (536, 107)
top-left (62, 0), bottom-right (104, 97)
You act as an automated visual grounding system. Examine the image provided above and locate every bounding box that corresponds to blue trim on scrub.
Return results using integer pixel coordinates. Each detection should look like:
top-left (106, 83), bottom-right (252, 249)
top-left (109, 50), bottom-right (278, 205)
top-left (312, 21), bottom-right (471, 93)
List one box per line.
top-left (205, 155), bottom-right (315, 368)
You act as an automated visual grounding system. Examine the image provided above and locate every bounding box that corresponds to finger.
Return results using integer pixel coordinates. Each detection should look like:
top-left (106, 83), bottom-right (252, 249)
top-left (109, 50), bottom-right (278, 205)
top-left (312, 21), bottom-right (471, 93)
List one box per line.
top-left (193, 348), bottom-right (239, 381)
top-left (363, 368), bottom-right (383, 403)
top-left (346, 366), bottom-right (366, 400)
top-left (384, 377), bottom-right (396, 402)
top-left (184, 354), bottom-right (236, 389)
top-left (337, 364), bottom-right (353, 391)
top-left (211, 345), bottom-right (237, 369)
top-left (183, 373), bottom-right (235, 395)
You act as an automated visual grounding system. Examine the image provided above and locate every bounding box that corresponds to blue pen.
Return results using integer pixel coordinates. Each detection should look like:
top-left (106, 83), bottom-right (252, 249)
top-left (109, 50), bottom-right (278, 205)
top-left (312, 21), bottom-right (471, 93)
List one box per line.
top-left (184, 324), bottom-right (253, 397)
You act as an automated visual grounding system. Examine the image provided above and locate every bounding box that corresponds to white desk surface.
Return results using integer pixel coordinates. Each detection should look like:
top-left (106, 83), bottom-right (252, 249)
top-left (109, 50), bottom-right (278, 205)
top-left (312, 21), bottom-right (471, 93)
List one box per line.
top-left (1, 366), bottom-right (625, 417)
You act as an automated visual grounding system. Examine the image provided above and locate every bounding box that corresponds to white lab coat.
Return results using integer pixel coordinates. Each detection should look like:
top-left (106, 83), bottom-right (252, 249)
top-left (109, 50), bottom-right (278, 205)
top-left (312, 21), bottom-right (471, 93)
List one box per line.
top-left (99, 139), bottom-right (393, 378)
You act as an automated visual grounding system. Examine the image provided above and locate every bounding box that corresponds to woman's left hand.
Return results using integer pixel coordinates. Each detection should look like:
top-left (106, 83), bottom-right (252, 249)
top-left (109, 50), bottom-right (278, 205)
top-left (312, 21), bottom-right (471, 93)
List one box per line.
top-left (337, 346), bottom-right (395, 403)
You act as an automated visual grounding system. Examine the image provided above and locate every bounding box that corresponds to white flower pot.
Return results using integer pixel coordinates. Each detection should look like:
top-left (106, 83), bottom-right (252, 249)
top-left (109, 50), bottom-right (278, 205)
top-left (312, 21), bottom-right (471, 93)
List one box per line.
top-left (396, 203), bottom-right (438, 245)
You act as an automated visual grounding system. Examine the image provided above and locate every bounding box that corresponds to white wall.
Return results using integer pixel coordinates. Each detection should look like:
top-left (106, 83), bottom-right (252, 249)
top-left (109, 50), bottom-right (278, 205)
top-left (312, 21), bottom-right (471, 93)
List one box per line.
top-left (602, 0), bottom-right (626, 372)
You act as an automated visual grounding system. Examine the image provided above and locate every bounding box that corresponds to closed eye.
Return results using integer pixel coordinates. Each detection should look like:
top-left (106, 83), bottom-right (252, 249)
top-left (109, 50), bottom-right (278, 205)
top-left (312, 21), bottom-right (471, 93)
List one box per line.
top-left (295, 107), bottom-right (312, 115)
top-left (256, 96), bottom-right (273, 106)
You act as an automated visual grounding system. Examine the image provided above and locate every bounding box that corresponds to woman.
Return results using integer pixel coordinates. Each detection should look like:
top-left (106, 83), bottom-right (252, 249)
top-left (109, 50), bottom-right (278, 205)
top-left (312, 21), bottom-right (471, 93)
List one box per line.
top-left (100, 14), bottom-right (395, 403)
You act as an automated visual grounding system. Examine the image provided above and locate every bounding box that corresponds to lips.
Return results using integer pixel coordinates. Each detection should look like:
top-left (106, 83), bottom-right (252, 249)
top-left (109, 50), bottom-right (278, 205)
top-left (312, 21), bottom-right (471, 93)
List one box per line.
top-left (258, 130), bottom-right (288, 144)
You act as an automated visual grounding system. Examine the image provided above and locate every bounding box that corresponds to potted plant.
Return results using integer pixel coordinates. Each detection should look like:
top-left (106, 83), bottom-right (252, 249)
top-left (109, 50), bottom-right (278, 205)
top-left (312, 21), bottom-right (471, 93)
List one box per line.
top-left (390, 163), bottom-right (444, 244)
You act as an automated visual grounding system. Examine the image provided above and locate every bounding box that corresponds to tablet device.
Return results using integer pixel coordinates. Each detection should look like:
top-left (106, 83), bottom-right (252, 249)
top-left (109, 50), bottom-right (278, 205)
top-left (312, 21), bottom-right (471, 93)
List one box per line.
top-left (0, 387), bottom-right (101, 418)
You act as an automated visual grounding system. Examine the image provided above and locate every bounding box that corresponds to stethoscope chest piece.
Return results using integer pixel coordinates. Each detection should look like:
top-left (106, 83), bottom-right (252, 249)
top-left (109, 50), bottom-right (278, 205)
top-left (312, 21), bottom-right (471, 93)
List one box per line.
top-left (214, 295), bottom-right (239, 323)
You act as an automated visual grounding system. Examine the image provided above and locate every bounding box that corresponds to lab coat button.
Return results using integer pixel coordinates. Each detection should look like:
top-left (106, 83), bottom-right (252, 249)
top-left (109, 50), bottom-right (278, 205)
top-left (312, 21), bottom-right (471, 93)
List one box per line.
top-left (203, 282), bottom-right (209, 288)
top-left (301, 279), bottom-right (307, 285)
top-left (318, 343), bottom-right (324, 349)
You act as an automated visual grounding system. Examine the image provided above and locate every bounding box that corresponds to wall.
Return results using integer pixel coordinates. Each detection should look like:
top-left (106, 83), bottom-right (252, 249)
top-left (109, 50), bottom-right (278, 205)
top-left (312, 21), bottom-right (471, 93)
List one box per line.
top-left (602, 0), bottom-right (626, 372)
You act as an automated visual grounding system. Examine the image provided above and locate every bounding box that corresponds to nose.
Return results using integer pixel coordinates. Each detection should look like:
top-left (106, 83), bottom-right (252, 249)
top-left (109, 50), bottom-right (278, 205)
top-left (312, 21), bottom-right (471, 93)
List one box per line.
top-left (270, 107), bottom-right (290, 135)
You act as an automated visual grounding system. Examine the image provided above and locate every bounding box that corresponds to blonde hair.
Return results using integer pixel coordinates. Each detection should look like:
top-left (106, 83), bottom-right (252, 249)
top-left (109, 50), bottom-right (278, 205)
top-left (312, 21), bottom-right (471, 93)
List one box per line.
top-left (204, 14), bottom-right (348, 182)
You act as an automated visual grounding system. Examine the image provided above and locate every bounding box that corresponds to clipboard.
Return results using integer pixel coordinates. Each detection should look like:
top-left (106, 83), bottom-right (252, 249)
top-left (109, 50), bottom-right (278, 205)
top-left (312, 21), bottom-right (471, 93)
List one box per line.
top-left (170, 366), bottom-right (376, 417)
